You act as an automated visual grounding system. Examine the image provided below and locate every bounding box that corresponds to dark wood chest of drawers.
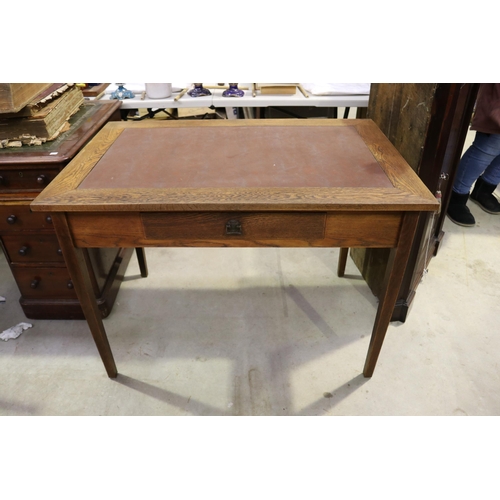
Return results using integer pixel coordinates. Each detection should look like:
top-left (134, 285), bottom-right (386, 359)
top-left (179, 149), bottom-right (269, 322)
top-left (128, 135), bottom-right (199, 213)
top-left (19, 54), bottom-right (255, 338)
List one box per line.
top-left (0, 100), bottom-right (133, 319)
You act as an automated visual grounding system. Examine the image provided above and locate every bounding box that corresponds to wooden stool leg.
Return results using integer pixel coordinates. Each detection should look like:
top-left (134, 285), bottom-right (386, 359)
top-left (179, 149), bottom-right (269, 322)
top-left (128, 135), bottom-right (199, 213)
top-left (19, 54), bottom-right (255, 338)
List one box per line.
top-left (136, 248), bottom-right (148, 277)
top-left (363, 213), bottom-right (419, 377)
top-left (53, 214), bottom-right (118, 378)
top-left (337, 248), bottom-right (349, 277)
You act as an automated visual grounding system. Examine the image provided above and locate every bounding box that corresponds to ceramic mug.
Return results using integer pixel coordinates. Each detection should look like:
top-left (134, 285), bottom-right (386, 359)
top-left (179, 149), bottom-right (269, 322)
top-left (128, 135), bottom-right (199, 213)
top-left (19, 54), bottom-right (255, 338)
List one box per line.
top-left (145, 83), bottom-right (172, 99)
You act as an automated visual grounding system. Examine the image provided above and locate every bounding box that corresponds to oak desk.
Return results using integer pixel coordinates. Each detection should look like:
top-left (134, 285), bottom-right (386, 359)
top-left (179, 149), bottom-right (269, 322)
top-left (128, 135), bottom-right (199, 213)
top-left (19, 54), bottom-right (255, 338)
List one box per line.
top-left (31, 119), bottom-right (438, 378)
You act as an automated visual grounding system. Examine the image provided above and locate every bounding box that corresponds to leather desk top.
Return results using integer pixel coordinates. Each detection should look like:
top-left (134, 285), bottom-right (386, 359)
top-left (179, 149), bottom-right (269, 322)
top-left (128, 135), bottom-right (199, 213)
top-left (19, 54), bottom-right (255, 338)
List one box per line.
top-left (31, 119), bottom-right (439, 213)
top-left (79, 125), bottom-right (393, 190)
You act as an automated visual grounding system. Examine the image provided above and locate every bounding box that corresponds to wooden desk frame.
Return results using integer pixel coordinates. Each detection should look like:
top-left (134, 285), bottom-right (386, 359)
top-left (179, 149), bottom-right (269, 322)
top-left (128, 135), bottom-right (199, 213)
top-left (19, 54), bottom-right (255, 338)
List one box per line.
top-left (31, 119), bottom-right (438, 378)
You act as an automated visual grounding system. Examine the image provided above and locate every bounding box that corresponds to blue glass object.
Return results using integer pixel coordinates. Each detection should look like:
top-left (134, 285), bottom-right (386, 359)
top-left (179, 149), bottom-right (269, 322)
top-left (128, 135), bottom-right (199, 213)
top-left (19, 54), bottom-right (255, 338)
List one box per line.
top-left (110, 84), bottom-right (135, 100)
top-left (187, 83), bottom-right (211, 97)
top-left (222, 83), bottom-right (244, 98)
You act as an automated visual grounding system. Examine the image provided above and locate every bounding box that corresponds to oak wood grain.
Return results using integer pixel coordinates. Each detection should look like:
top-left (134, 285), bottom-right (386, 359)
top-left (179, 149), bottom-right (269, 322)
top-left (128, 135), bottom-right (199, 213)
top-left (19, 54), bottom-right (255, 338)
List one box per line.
top-left (31, 119), bottom-right (439, 214)
top-left (66, 211), bottom-right (401, 249)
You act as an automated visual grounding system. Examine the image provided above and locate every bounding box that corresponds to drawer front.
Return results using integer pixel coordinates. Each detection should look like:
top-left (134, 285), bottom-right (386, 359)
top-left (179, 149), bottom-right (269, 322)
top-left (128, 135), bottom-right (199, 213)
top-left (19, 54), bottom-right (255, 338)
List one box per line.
top-left (141, 212), bottom-right (326, 241)
top-left (0, 203), bottom-right (55, 232)
top-left (11, 266), bottom-right (77, 299)
top-left (0, 167), bottom-right (59, 192)
top-left (2, 234), bottom-right (64, 263)
top-left (67, 212), bottom-right (401, 249)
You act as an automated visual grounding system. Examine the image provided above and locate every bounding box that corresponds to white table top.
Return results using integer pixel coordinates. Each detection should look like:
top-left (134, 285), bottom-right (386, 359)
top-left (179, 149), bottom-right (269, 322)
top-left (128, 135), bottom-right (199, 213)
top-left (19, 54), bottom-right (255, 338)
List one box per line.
top-left (99, 84), bottom-right (370, 109)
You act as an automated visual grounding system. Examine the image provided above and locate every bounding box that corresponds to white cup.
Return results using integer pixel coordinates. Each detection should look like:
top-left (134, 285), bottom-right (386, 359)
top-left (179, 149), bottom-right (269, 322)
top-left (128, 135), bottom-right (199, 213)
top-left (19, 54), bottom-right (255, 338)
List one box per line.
top-left (145, 83), bottom-right (172, 99)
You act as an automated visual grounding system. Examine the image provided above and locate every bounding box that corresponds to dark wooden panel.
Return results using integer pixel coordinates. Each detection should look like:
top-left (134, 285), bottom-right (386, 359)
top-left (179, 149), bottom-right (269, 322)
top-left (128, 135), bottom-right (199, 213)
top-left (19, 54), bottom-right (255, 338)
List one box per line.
top-left (0, 166), bottom-right (60, 193)
top-left (142, 212), bottom-right (326, 240)
top-left (11, 266), bottom-right (78, 299)
top-left (0, 204), bottom-right (54, 232)
top-left (367, 83), bottom-right (438, 173)
top-left (2, 233), bottom-right (64, 263)
top-left (351, 83), bottom-right (479, 321)
top-left (18, 248), bottom-right (134, 320)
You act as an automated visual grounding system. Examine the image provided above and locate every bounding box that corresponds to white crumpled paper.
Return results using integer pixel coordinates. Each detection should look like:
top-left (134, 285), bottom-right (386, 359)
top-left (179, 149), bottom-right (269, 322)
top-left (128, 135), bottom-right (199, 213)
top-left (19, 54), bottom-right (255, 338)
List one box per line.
top-left (0, 322), bottom-right (33, 341)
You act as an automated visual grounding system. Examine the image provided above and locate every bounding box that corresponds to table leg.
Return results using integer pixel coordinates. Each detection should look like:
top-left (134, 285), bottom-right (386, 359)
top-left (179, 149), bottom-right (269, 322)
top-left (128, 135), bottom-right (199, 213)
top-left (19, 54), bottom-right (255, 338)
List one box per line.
top-left (363, 212), bottom-right (419, 377)
top-left (135, 248), bottom-right (148, 277)
top-left (52, 213), bottom-right (118, 378)
top-left (337, 248), bottom-right (349, 277)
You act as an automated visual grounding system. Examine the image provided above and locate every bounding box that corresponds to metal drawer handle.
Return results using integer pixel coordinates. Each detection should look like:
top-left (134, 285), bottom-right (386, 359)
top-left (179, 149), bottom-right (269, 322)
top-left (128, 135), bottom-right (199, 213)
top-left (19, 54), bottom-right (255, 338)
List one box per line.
top-left (225, 219), bottom-right (242, 235)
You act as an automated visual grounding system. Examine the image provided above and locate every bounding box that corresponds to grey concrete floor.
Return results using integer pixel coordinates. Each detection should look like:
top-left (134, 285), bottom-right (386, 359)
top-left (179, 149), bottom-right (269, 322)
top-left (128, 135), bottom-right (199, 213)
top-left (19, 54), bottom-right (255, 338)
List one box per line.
top-left (2, 201), bottom-right (500, 415)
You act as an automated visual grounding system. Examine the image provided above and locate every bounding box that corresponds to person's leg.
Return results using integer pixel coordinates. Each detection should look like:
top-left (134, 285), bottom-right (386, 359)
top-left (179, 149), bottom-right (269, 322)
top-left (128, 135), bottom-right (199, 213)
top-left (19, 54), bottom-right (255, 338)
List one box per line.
top-left (478, 133), bottom-right (500, 185)
top-left (453, 132), bottom-right (500, 194)
top-left (469, 133), bottom-right (500, 214)
top-left (448, 132), bottom-right (500, 225)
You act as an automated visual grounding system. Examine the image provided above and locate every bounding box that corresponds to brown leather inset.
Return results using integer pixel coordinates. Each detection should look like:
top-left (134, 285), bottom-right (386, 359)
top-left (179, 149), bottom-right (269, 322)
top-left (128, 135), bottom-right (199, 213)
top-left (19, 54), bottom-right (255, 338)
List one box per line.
top-left (78, 125), bottom-right (393, 190)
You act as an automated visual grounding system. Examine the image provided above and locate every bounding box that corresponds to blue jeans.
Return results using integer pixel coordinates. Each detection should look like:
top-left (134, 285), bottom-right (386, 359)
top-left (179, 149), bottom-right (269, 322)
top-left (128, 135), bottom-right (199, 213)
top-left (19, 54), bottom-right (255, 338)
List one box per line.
top-left (453, 131), bottom-right (500, 195)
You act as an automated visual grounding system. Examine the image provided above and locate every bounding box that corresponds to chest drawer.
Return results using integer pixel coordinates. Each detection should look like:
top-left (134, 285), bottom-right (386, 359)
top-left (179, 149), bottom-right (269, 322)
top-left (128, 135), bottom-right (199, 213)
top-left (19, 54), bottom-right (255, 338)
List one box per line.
top-left (0, 166), bottom-right (59, 193)
top-left (0, 203), bottom-right (55, 232)
top-left (2, 234), bottom-right (64, 263)
top-left (10, 266), bottom-right (78, 299)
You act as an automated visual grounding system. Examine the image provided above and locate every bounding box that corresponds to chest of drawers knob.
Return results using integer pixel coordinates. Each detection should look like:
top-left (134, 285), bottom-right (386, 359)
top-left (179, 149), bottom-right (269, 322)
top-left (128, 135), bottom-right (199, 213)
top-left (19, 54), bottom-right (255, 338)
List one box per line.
top-left (7, 214), bottom-right (17, 224)
top-left (37, 174), bottom-right (48, 185)
top-left (18, 245), bottom-right (30, 256)
top-left (67, 280), bottom-right (74, 289)
top-left (30, 278), bottom-right (40, 289)
top-left (46, 215), bottom-right (52, 224)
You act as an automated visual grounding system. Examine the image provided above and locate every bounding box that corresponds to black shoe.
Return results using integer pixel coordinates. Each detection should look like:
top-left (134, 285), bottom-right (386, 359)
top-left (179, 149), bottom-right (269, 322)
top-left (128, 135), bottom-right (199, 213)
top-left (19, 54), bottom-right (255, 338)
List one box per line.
top-left (447, 190), bottom-right (475, 226)
top-left (470, 177), bottom-right (500, 214)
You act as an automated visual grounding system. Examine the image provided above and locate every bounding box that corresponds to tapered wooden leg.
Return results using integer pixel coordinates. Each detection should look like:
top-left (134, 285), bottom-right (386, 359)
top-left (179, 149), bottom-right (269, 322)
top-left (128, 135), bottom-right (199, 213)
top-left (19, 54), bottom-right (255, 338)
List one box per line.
top-left (337, 248), bottom-right (349, 277)
top-left (363, 213), bottom-right (420, 377)
top-left (135, 248), bottom-right (148, 277)
top-left (53, 213), bottom-right (118, 378)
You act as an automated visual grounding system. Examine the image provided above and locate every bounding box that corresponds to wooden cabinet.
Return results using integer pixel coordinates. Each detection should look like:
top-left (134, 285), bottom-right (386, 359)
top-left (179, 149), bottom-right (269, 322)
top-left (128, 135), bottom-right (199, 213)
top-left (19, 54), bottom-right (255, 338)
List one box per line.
top-left (350, 83), bottom-right (479, 322)
top-left (0, 100), bottom-right (133, 319)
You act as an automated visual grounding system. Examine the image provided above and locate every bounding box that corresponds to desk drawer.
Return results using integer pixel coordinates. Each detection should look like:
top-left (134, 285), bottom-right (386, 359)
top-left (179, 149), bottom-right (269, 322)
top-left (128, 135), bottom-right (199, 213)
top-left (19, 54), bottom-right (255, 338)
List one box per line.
top-left (11, 266), bottom-right (78, 299)
top-left (2, 234), bottom-right (64, 264)
top-left (67, 211), bottom-right (401, 248)
top-left (0, 204), bottom-right (54, 232)
top-left (141, 212), bottom-right (326, 241)
top-left (0, 167), bottom-right (59, 192)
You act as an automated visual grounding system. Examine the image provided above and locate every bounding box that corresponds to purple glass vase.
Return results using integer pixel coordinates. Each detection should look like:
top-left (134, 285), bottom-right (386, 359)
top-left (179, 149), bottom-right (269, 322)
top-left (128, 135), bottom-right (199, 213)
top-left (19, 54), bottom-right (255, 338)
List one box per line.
top-left (222, 83), bottom-right (244, 98)
top-left (188, 83), bottom-right (212, 97)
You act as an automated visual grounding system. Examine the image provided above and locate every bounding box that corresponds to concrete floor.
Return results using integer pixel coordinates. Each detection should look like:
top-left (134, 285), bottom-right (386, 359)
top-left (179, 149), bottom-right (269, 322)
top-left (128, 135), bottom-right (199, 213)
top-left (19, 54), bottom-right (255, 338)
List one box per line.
top-left (2, 130), bottom-right (500, 416)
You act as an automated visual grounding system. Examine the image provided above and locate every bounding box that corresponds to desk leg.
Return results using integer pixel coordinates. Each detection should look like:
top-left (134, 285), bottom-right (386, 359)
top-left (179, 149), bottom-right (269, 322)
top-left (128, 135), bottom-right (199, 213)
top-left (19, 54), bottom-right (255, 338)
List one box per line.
top-left (52, 213), bottom-right (118, 378)
top-left (135, 248), bottom-right (148, 277)
top-left (363, 212), bottom-right (419, 377)
top-left (337, 248), bottom-right (349, 277)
